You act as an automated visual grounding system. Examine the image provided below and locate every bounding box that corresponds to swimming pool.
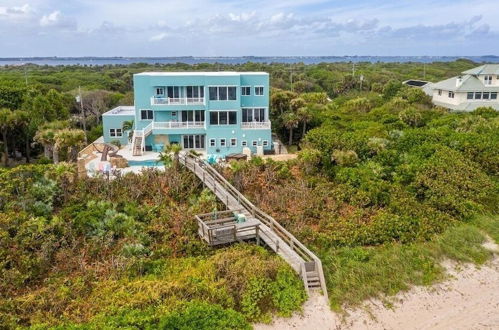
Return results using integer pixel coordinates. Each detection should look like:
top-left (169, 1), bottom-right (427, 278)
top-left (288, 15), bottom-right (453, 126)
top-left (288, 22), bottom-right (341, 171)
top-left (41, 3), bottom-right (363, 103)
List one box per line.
top-left (127, 159), bottom-right (164, 167)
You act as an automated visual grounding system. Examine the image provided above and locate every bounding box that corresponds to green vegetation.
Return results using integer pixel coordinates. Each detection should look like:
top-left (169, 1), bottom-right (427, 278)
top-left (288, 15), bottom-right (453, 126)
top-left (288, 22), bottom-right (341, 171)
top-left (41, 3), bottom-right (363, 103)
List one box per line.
top-left (222, 78), bottom-right (499, 309)
top-left (0, 165), bottom-right (305, 328)
top-left (1, 60), bottom-right (498, 326)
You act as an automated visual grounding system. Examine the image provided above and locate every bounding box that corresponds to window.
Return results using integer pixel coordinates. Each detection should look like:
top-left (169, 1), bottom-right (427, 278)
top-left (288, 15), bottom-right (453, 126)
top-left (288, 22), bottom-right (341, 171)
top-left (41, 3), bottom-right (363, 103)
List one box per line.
top-left (109, 128), bottom-right (122, 137)
top-left (209, 87), bottom-right (218, 100)
top-left (242, 108), bottom-right (266, 122)
top-left (209, 111), bottom-right (237, 125)
top-left (241, 140), bottom-right (248, 147)
top-left (156, 87), bottom-right (164, 96)
top-left (141, 109), bottom-right (153, 120)
top-left (171, 111), bottom-right (177, 116)
top-left (208, 86), bottom-right (237, 101)
top-left (230, 138), bottom-right (237, 147)
top-left (484, 75), bottom-right (493, 85)
top-left (491, 92), bottom-right (497, 100)
top-left (183, 135), bottom-right (205, 149)
top-left (181, 110), bottom-right (205, 122)
top-left (448, 91), bottom-right (454, 98)
top-left (186, 86), bottom-right (204, 99)
top-left (262, 140), bottom-right (269, 147)
top-left (167, 86), bottom-right (180, 98)
top-left (255, 86), bottom-right (264, 96)
top-left (483, 92), bottom-right (490, 100)
top-left (220, 138), bottom-right (226, 147)
top-left (209, 139), bottom-right (216, 147)
top-left (438, 89), bottom-right (442, 96)
top-left (467, 92), bottom-right (474, 100)
top-left (475, 92), bottom-right (482, 100)
top-left (252, 140), bottom-right (258, 147)
top-left (241, 86), bottom-right (251, 96)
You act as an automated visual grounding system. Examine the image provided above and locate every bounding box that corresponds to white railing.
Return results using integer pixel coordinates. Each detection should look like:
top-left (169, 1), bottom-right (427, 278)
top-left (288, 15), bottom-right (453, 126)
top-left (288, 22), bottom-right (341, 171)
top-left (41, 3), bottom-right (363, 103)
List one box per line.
top-left (153, 121), bottom-right (205, 129)
top-left (241, 121), bottom-right (271, 129)
top-left (150, 97), bottom-right (205, 106)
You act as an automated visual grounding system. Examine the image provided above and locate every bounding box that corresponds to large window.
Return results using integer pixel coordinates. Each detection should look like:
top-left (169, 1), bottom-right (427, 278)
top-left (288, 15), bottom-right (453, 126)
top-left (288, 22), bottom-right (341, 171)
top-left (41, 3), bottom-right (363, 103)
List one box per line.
top-left (467, 92), bottom-right (474, 99)
top-left (483, 92), bottom-right (490, 100)
top-left (186, 86), bottom-right (204, 98)
top-left (156, 87), bottom-right (164, 96)
top-left (109, 128), bottom-right (122, 137)
top-left (181, 110), bottom-right (205, 122)
top-left (183, 135), bottom-right (205, 149)
top-left (492, 92), bottom-right (498, 100)
top-left (167, 86), bottom-right (180, 98)
top-left (254, 86), bottom-right (264, 96)
top-left (448, 91), bottom-right (454, 98)
top-left (209, 111), bottom-right (237, 125)
top-left (241, 86), bottom-right (251, 96)
top-left (484, 75), bottom-right (493, 85)
top-left (475, 92), bottom-right (482, 100)
top-left (208, 86), bottom-right (237, 101)
top-left (242, 108), bottom-right (266, 122)
top-left (141, 109), bottom-right (153, 120)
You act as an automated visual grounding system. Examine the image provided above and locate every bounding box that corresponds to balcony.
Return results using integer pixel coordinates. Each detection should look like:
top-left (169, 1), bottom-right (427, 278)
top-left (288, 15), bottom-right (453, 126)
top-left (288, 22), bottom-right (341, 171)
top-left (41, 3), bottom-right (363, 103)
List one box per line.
top-left (241, 121), bottom-right (271, 129)
top-left (152, 121), bottom-right (205, 130)
top-left (151, 97), bottom-right (205, 106)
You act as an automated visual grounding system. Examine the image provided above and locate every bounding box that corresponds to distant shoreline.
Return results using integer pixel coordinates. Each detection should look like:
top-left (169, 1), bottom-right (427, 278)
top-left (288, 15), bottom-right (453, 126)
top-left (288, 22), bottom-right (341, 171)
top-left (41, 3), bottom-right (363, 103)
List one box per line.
top-left (1, 55), bottom-right (499, 66)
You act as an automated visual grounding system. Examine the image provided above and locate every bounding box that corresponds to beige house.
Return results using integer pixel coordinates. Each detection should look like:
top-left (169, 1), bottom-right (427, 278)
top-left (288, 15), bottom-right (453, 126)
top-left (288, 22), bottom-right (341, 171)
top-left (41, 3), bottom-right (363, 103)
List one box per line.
top-left (430, 64), bottom-right (499, 111)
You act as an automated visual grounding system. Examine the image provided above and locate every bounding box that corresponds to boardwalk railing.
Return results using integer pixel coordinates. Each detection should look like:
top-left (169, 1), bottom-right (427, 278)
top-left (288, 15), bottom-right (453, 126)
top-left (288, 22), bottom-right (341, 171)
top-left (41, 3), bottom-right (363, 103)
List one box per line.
top-left (180, 153), bottom-right (328, 298)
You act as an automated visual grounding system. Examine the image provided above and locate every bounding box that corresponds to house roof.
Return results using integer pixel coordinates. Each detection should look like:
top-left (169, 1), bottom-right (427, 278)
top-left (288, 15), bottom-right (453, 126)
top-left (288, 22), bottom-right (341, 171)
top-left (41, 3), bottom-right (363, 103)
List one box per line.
top-left (135, 71), bottom-right (268, 77)
top-left (432, 74), bottom-right (499, 92)
top-left (462, 64), bottom-right (499, 75)
top-left (102, 106), bottom-right (135, 116)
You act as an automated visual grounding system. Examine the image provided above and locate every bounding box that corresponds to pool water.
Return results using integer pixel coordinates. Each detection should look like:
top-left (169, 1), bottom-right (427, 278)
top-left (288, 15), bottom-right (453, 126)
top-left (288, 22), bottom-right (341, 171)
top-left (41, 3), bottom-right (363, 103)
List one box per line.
top-left (128, 159), bottom-right (164, 167)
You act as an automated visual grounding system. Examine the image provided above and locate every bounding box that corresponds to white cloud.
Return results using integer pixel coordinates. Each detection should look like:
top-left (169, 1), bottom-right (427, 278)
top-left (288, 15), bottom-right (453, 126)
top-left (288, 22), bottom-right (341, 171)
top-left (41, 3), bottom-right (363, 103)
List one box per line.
top-left (39, 10), bottom-right (76, 30)
top-left (150, 32), bottom-right (169, 41)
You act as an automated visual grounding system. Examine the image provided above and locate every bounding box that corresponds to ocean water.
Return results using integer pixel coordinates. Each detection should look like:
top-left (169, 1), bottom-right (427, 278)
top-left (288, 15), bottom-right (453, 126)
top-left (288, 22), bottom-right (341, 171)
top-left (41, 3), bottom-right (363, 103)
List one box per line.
top-left (1, 56), bottom-right (498, 66)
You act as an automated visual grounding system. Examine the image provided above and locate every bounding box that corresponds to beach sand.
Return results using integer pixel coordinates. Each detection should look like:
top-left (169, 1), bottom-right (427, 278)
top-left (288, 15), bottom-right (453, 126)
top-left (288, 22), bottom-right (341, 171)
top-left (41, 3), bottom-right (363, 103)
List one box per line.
top-left (255, 240), bottom-right (499, 330)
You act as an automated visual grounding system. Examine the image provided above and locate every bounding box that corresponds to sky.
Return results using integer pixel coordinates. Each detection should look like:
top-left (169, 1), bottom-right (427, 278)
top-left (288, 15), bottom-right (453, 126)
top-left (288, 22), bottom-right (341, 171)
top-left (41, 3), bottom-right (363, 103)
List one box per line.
top-left (0, 0), bottom-right (498, 57)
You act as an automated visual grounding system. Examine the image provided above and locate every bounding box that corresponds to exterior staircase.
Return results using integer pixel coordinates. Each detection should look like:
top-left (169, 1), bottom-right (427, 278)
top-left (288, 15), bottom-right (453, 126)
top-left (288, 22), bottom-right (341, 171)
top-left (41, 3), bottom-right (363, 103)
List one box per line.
top-left (180, 153), bottom-right (328, 298)
top-left (132, 136), bottom-right (143, 156)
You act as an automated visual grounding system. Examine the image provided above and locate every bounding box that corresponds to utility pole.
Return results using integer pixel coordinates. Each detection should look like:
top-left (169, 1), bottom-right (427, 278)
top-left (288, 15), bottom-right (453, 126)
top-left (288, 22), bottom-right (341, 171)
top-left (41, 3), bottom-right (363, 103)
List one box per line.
top-left (352, 63), bottom-right (356, 77)
top-left (423, 63), bottom-right (426, 80)
top-left (77, 86), bottom-right (88, 144)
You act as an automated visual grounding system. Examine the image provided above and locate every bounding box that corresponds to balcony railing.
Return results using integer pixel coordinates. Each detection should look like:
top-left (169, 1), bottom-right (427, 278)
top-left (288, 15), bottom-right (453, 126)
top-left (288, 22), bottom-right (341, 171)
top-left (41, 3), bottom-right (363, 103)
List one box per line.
top-left (153, 121), bottom-right (205, 129)
top-left (241, 121), bottom-right (271, 129)
top-left (151, 97), bottom-right (205, 106)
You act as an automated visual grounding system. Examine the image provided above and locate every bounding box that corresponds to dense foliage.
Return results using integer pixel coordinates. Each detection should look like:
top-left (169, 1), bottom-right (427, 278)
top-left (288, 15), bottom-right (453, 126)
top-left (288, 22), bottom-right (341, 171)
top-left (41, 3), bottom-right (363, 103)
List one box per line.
top-left (0, 165), bottom-right (305, 328)
top-left (222, 88), bottom-right (499, 307)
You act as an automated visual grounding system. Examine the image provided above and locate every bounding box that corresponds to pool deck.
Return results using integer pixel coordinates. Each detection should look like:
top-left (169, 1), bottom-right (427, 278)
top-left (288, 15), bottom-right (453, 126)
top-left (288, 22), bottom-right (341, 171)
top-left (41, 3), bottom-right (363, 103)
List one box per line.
top-left (85, 145), bottom-right (207, 177)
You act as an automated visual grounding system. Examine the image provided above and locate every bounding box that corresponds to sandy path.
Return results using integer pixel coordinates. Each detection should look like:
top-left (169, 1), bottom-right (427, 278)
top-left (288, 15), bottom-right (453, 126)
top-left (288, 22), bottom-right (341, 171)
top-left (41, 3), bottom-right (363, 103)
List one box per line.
top-left (255, 243), bottom-right (499, 330)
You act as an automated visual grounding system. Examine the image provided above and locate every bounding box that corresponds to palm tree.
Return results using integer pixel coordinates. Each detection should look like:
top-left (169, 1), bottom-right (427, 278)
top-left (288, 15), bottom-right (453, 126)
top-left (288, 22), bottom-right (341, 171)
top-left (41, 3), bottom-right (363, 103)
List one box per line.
top-left (122, 120), bottom-right (134, 144)
top-left (158, 143), bottom-right (182, 170)
top-left (0, 108), bottom-right (14, 166)
top-left (297, 106), bottom-right (313, 137)
top-left (54, 129), bottom-right (86, 162)
top-left (282, 112), bottom-right (300, 146)
top-left (10, 111), bottom-right (31, 163)
top-left (34, 121), bottom-right (69, 162)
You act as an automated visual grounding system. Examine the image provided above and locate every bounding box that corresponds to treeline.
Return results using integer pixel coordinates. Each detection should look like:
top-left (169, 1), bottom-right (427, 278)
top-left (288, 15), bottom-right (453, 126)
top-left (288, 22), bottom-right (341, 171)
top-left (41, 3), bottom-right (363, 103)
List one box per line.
top-left (0, 59), bottom-right (478, 166)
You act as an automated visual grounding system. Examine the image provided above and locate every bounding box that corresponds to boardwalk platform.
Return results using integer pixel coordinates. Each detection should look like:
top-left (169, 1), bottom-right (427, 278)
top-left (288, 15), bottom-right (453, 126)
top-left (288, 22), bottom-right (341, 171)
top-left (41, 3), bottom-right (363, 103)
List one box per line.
top-left (181, 153), bottom-right (328, 297)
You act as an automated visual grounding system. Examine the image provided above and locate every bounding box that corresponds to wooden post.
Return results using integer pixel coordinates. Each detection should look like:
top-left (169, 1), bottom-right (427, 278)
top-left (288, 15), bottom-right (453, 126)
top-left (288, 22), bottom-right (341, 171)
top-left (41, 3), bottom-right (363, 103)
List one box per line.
top-left (276, 239), bottom-right (279, 252)
top-left (256, 226), bottom-right (260, 245)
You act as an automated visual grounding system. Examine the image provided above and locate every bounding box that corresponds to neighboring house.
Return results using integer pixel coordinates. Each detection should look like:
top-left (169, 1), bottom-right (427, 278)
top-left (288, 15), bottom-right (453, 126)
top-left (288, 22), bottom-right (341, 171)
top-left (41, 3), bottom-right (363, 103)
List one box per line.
top-left (102, 72), bottom-right (272, 157)
top-left (430, 64), bottom-right (499, 111)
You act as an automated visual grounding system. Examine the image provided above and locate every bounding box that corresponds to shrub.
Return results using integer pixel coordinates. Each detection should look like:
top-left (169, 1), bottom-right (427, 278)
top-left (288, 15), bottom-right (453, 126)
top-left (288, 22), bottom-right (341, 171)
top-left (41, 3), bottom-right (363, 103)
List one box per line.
top-left (158, 301), bottom-right (250, 330)
top-left (332, 150), bottom-right (359, 167)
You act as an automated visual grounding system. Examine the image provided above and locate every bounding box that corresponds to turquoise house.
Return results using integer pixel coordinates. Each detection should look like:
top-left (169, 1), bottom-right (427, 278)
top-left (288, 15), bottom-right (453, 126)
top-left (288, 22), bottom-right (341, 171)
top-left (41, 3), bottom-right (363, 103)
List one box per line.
top-left (102, 72), bottom-right (272, 158)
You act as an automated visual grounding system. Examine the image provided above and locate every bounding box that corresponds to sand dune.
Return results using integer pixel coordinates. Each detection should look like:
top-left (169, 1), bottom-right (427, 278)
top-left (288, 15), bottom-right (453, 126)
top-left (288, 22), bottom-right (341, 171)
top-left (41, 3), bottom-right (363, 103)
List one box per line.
top-left (255, 242), bottom-right (499, 330)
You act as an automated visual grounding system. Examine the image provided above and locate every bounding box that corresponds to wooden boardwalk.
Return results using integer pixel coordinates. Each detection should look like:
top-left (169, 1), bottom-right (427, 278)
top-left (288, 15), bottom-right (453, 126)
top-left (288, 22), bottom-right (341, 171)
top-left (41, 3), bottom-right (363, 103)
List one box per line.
top-left (180, 154), bottom-right (328, 298)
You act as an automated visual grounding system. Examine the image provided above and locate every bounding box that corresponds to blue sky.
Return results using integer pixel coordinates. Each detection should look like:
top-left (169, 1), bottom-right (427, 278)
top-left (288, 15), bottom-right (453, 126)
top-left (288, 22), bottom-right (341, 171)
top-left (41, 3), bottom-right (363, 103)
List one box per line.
top-left (1, 0), bottom-right (498, 57)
